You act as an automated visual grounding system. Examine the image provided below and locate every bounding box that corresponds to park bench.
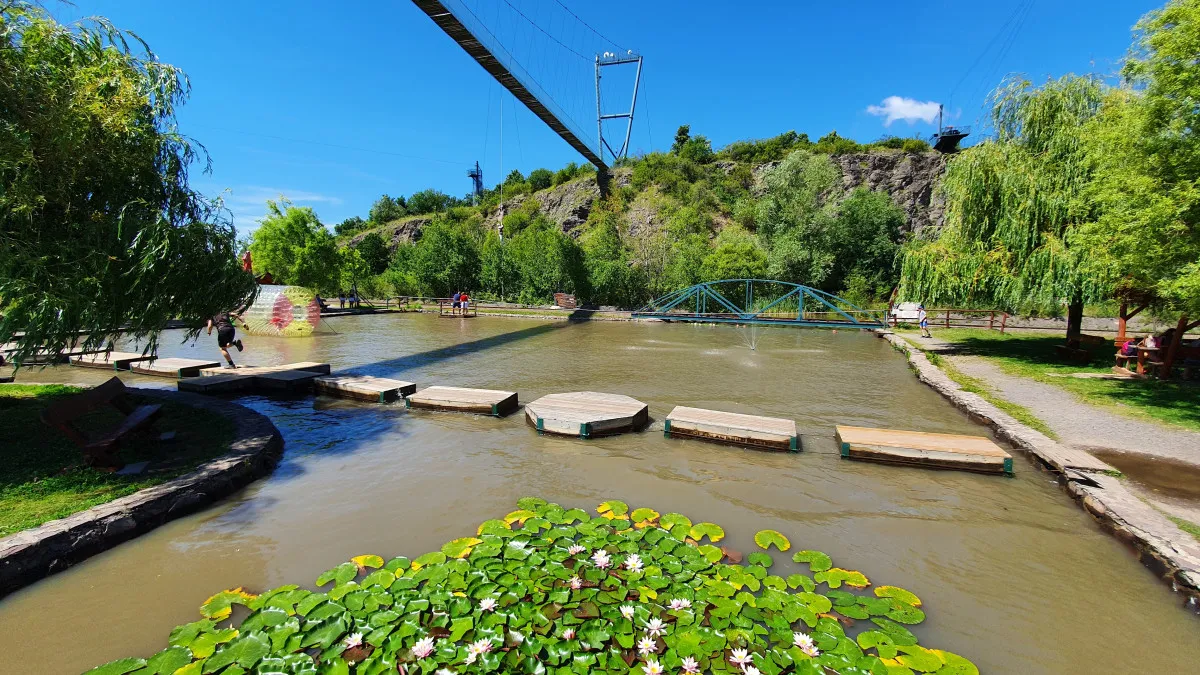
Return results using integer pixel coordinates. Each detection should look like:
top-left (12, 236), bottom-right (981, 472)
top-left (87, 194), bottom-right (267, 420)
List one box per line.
top-left (40, 376), bottom-right (161, 469)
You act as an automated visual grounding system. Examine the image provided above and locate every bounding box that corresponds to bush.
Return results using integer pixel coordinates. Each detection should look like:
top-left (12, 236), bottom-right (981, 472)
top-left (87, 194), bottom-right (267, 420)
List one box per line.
top-left (528, 168), bottom-right (553, 191)
top-left (354, 232), bottom-right (391, 275)
top-left (335, 216), bottom-right (368, 236)
top-left (406, 218), bottom-right (479, 296)
top-left (505, 217), bottom-right (587, 304)
top-left (702, 226), bottom-right (768, 280)
top-left (407, 189), bottom-right (454, 215)
top-left (553, 162), bottom-right (580, 185)
top-left (368, 194), bottom-right (407, 224)
top-left (719, 130), bottom-right (812, 163)
top-left (814, 131), bottom-right (864, 155)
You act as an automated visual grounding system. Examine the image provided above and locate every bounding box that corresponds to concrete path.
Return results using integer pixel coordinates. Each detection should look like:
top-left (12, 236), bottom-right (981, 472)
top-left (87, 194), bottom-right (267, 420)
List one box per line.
top-left (948, 354), bottom-right (1200, 465)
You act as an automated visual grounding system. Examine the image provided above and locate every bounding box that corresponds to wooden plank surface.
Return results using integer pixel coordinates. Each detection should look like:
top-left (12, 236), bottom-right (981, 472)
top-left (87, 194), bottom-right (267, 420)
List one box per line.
top-left (665, 406), bottom-right (797, 451)
top-left (407, 386), bottom-right (518, 415)
top-left (177, 373), bottom-right (254, 394)
top-left (255, 370), bottom-right (319, 391)
top-left (198, 362), bottom-right (330, 377)
top-left (70, 351), bottom-right (154, 370)
top-left (131, 358), bottom-right (222, 378)
top-left (314, 375), bottom-right (416, 403)
top-left (835, 425), bottom-right (1009, 458)
top-left (525, 391), bottom-right (648, 437)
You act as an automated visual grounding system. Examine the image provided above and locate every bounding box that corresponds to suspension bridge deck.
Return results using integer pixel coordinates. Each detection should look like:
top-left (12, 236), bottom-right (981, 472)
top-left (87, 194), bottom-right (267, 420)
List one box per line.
top-left (665, 406), bottom-right (798, 451)
top-left (406, 386), bottom-right (518, 416)
top-left (524, 391), bottom-right (648, 438)
top-left (836, 425), bottom-right (1013, 475)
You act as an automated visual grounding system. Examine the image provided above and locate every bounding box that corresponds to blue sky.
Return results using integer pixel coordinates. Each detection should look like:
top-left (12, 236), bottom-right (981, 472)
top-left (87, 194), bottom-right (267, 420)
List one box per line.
top-left (56, 0), bottom-right (1159, 234)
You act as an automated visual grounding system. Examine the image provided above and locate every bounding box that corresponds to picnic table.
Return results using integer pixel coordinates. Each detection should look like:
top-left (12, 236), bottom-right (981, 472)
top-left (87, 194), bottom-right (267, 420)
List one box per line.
top-left (1137, 346), bottom-right (1163, 376)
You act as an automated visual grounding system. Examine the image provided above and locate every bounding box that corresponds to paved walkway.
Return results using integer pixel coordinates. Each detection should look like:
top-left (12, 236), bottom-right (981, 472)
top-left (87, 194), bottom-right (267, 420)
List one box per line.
top-left (948, 354), bottom-right (1200, 464)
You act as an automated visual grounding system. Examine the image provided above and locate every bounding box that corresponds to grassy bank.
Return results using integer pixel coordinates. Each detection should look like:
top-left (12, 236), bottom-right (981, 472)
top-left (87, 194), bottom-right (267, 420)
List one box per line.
top-left (921, 350), bottom-right (1059, 438)
top-left (0, 384), bottom-right (235, 536)
top-left (903, 329), bottom-right (1200, 432)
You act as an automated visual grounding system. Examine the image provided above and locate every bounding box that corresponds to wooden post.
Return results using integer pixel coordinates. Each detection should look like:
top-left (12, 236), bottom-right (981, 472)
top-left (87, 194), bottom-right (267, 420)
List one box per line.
top-left (1000, 313), bottom-right (1008, 334)
top-left (988, 311), bottom-right (995, 331)
top-left (944, 309), bottom-right (950, 329)
top-left (1161, 315), bottom-right (1189, 379)
top-left (1117, 301), bottom-right (1127, 342)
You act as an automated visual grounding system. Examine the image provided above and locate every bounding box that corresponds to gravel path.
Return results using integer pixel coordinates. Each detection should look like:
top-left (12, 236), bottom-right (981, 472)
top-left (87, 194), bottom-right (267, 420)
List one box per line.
top-left (949, 354), bottom-right (1200, 465)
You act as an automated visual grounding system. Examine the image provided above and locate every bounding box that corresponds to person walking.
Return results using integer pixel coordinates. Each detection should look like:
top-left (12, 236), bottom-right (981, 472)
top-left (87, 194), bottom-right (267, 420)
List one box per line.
top-left (207, 310), bottom-right (244, 368)
top-left (918, 304), bottom-right (932, 338)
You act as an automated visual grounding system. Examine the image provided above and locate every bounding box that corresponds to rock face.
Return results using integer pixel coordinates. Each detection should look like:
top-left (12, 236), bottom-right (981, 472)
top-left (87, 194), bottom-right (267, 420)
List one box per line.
top-left (833, 152), bottom-right (946, 233)
top-left (349, 216), bottom-right (430, 252)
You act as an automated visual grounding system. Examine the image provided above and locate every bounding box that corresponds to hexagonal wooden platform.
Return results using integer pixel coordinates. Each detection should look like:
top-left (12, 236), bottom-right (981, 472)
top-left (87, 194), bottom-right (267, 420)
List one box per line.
top-left (525, 391), bottom-right (649, 438)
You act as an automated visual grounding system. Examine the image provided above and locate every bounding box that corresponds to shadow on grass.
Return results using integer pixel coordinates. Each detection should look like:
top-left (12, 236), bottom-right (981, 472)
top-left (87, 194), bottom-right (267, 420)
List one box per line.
top-left (948, 333), bottom-right (1200, 429)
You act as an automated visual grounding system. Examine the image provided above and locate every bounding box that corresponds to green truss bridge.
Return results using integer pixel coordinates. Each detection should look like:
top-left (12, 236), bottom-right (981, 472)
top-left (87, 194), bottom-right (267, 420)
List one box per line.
top-left (631, 279), bottom-right (886, 329)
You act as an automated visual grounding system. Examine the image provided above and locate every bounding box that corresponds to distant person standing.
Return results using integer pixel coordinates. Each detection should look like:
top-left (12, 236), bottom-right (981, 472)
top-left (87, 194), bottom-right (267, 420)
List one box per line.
top-left (451, 291), bottom-right (462, 314)
top-left (918, 304), bottom-right (932, 338)
top-left (338, 291), bottom-right (346, 309)
top-left (460, 291), bottom-right (470, 314)
top-left (207, 310), bottom-right (244, 368)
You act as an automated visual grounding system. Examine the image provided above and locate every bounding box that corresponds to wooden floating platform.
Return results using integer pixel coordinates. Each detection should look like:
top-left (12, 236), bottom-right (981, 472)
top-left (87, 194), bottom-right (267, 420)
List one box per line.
top-left (177, 373), bottom-right (255, 394)
top-left (198, 362), bottom-right (330, 377)
top-left (130, 358), bottom-right (223, 379)
top-left (314, 375), bottom-right (416, 403)
top-left (665, 406), bottom-right (798, 451)
top-left (836, 425), bottom-right (1012, 475)
top-left (524, 391), bottom-right (648, 438)
top-left (254, 369), bottom-right (321, 392)
top-left (70, 351), bottom-right (154, 370)
top-left (406, 386), bottom-right (518, 416)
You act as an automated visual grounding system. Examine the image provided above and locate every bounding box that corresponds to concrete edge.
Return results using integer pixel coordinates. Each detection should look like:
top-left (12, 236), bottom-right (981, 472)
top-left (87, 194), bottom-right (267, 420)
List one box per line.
top-left (0, 388), bottom-right (284, 598)
top-left (877, 330), bottom-right (1200, 606)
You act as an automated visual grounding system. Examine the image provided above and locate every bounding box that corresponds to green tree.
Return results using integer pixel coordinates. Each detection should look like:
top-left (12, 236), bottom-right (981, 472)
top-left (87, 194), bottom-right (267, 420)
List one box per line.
top-left (368, 195), bottom-right (406, 224)
top-left (754, 150), bottom-right (840, 242)
top-left (407, 189), bottom-right (453, 215)
top-left (479, 231), bottom-right (518, 301)
top-left (354, 232), bottom-right (391, 275)
top-left (506, 217), bottom-right (587, 304)
top-left (335, 216), bottom-right (367, 236)
top-left (702, 226), bottom-right (768, 280)
top-left (408, 218), bottom-right (479, 296)
top-left (900, 75), bottom-right (1107, 344)
top-left (672, 125), bottom-right (691, 153)
top-left (582, 207), bottom-right (647, 307)
top-left (528, 168), bottom-right (554, 192)
top-left (249, 199), bottom-right (342, 292)
top-left (0, 3), bottom-right (255, 364)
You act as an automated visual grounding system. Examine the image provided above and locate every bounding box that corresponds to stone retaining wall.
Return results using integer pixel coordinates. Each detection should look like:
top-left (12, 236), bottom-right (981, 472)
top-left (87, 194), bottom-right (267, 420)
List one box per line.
top-left (0, 389), bottom-right (283, 597)
top-left (879, 330), bottom-right (1200, 607)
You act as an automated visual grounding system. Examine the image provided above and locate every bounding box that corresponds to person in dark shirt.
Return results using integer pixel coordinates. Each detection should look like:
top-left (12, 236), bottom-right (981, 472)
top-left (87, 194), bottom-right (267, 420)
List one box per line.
top-left (207, 311), bottom-right (244, 368)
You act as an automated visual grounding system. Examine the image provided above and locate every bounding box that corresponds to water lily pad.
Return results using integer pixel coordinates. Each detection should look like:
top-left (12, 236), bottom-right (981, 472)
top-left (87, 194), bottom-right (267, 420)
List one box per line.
top-left (697, 544), bottom-right (725, 563)
top-left (659, 513), bottom-right (691, 530)
top-left (875, 585), bottom-right (922, 607)
top-left (351, 554), bottom-right (384, 570)
top-left (316, 562), bottom-right (359, 588)
top-left (815, 568), bottom-right (870, 589)
top-left (597, 500), bottom-right (629, 519)
top-left (886, 604), bottom-right (926, 625)
top-left (83, 658), bottom-right (147, 675)
top-left (688, 522), bottom-right (725, 543)
top-left (747, 552), bottom-right (774, 568)
top-left (200, 589), bottom-right (256, 620)
top-left (753, 529), bottom-right (791, 552)
top-left (441, 537), bottom-right (484, 559)
top-left (895, 645), bottom-right (944, 673)
top-left (792, 550), bottom-right (833, 572)
top-left (504, 509), bottom-right (538, 526)
top-left (630, 507), bottom-right (660, 524)
top-left (411, 551), bottom-right (447, 570)
top-left (929, 650), bottom-right (979, 675)
top-left (517, 496), bottom-right (548, 510)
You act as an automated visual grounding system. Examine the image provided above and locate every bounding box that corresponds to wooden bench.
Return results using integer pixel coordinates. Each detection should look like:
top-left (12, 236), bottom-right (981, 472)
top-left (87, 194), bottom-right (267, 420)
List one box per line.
top-left (40, 377), bottom-right (161, 469)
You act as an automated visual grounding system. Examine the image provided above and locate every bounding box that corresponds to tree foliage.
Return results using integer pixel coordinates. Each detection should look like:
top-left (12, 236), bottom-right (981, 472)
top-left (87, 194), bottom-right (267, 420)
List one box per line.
top-left (368, 195), bottom-right (406, 224)
top-left (0, 3), bottom-right (255, 365)
top-left (249, 199), bottom-right (341, 292)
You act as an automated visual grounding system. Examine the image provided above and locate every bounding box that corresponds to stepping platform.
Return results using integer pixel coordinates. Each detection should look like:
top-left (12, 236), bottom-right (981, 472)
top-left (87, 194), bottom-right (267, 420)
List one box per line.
top-left (525, 391), bottom-right (649, 438)
top-left (130, 358), bottom-right (223, 378)
top-left (836, 425), bottom-right (1013, 475)
top-left (314, 375), bottom-right (416, 403)
top-left (406, 386), bottom-right (518, 416)
top-left (255, 369), bottom-right (320, 392)
top-left (665, 406), bottom-right (798, 451)
top-left (70, 351), bottom-right (154, 370)
top-left (177, 373), bottom-right (255, 394)
top-left (198, 362), bottom-right (330, 377)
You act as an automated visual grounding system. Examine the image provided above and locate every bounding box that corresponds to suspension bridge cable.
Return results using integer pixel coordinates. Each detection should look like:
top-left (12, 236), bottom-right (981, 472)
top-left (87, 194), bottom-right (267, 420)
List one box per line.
top-left (552, 0), bottom-right (625, 52)
top-left (500, 0), bottom-right (590, 62)
top-left (970, 0), bottom-right (1037, 125)
top-left (947, 0), bottom-right (1034, 102)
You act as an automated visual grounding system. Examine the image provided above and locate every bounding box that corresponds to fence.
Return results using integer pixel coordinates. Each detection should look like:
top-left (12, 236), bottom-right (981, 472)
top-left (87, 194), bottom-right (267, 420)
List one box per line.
top-left (890, 309), bottom-right (1010, 333)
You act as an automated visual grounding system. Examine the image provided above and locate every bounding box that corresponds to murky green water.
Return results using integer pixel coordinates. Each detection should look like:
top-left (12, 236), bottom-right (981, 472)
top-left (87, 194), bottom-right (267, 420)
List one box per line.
top-left (1, 314), bottom-right (1196, 673)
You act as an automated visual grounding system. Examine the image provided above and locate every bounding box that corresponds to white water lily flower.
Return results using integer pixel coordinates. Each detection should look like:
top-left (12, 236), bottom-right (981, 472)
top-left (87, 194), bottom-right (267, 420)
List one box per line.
top-left (343, 632), bottom-right (363, 649)
top-left (435, 670), bottom-right (455, 675)
top-left (464, 638), bottom-right (493, 664)
top-left (793, 631), bottom-right (814, 649)
top-left (730, 648), bottom-right (753, 667)
top-left (644, 660), bottom-right (665, 675)
top-left (668, 598), bottom-right (692, 610)
top-left (801, 643), bottom-right (820, 658)
top-left (569, 575), bottom-right (583, 590)
top-left (744, 667), bottom-right (762, 675)
top-left (681, 656), bottom-right (700, 674)
top-left (624, 553), bottom-right (644, 572)
top-left (620, 604), bottom-right (636, 620)
top-left (561, 628), bottom-right (576, 640)
top-left (637, 636), bottom-right (657, 656)
top-left (412, 636), bottom-right (437, 659)
top-left (479, 597), bottom-right (497, 612)
top-left (567, 544), bottom-right (585, 555)
top-left (644, 617), bottom-right (666, 637)
top-left (592, 549), bottom-right (612, 569)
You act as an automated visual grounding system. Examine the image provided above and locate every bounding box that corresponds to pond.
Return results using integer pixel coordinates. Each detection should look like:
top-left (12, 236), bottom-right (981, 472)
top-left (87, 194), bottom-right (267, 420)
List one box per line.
top-left (1, 314), bottom-right (1197, 673)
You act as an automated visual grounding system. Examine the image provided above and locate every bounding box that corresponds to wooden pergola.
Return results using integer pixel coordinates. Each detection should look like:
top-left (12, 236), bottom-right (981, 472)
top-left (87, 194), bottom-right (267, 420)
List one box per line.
top-left (1115, 291), bottom-right (1199, 379)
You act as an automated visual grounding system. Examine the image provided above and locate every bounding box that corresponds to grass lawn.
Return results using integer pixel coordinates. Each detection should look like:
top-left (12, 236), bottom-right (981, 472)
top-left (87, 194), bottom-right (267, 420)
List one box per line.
top-left (0, 384), bottom-right (235, 536)
top-left (900, 328), bottom-right (1200, 432)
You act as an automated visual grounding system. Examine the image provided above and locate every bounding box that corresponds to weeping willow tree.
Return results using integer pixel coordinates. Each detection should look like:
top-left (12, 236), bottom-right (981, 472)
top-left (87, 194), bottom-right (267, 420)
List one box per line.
top-left (0, 3), bottom-right (255, 367)
top-left (901, 76), bottom-right (1110, 344)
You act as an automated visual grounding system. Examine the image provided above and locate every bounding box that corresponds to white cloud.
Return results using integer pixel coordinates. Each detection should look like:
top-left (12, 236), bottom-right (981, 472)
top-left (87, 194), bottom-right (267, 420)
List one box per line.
top-left (866, 96), bottom-right (942, 126)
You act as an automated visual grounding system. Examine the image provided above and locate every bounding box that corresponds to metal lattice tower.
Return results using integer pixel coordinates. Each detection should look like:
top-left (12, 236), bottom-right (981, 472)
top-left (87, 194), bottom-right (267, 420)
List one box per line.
top-left (595, 52), bottom-right (643, 163)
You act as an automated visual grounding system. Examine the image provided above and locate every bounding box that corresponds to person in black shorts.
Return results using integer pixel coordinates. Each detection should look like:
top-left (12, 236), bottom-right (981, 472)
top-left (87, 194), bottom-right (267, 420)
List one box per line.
top-left (207, 311), bottom-right (244, 368)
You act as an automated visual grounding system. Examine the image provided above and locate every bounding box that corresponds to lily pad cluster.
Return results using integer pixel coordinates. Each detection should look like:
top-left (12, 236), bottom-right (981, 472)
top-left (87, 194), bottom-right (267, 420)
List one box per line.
top-left (86, 498), bottom-right (977, 675)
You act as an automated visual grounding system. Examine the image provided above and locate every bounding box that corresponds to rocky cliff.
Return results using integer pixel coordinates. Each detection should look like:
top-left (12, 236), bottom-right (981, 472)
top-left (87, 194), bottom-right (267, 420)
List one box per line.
top-left (833, 151), bottom-right (946, 233)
